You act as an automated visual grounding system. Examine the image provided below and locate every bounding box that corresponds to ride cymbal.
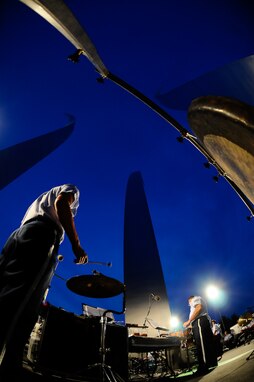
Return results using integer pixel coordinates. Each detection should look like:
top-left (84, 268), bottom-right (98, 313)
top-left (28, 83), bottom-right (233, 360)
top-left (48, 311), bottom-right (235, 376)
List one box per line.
top-left (66, 273), bottom-right (124, 298)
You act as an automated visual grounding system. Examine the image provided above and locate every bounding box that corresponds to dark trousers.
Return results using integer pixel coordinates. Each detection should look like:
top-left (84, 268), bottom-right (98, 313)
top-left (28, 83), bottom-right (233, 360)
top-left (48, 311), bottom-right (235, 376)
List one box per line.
top-left (192, 315), bottom-right (218, 371)
top-left (0, 218), bottom-right (59, 377)
top-left (214, 334), bottom-right (223, 357)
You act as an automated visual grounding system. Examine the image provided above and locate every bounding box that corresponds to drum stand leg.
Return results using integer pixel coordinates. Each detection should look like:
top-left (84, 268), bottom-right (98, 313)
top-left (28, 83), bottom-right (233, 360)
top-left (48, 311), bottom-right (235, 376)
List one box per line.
top-left (88, 315), bottom-right (125, 382)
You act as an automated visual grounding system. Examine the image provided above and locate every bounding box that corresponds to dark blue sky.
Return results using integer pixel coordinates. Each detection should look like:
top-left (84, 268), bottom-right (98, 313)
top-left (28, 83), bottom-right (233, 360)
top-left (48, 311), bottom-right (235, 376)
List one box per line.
top-left (1, 0), bottom-right (254, 327)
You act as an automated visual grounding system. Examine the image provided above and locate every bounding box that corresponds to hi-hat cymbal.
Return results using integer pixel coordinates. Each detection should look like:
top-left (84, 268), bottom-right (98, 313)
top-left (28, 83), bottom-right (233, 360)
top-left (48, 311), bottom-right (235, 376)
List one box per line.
top-left (66, 273), bottom-right (124, 298)
top-left (188, 96), bottom-right (254, 205)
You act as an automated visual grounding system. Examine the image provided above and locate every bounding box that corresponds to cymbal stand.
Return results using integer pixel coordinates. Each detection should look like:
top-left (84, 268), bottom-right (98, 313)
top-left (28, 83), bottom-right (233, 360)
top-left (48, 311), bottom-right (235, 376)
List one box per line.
top-left (88, 287), bottom-right (126, 382)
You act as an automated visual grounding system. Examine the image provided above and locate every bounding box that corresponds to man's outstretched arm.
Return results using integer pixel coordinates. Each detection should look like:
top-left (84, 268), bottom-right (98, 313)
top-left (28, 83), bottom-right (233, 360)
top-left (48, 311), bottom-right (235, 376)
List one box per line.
top-left (55, 192), bottom-right (88, 264)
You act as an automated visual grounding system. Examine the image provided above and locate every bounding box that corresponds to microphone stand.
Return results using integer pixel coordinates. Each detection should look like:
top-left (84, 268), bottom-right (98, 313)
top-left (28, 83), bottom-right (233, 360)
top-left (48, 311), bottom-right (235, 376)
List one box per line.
top-left (143, 295), bottom-right (154, 327)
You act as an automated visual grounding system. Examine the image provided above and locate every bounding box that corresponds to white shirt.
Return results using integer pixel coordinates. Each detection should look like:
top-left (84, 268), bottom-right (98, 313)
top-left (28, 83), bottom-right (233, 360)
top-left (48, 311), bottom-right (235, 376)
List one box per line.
top-left (21, 184), bottom-right (80, 243)
top-left (212, 323), bottom-right (222, 336)
top-left (189, 296), bottom-right (208, 322)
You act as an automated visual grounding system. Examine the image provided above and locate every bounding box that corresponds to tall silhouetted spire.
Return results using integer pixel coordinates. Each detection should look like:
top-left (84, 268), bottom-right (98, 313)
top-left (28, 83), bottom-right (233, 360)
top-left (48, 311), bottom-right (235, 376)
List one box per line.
top-left (124, 171), bottom-right (171, 336)
top-left (0, 120), bottom-right (74, 190)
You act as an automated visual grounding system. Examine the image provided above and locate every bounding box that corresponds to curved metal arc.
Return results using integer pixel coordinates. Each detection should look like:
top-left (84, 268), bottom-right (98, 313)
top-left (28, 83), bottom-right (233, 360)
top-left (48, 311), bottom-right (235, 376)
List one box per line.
top-left (20, 0), bottom-right (109, 77)
top-left (105, 71), bottom-right (254, 217)
top-left (19, 1), bottom-right (254, 217)
top-left (106, 72), bottom-right (188, 137)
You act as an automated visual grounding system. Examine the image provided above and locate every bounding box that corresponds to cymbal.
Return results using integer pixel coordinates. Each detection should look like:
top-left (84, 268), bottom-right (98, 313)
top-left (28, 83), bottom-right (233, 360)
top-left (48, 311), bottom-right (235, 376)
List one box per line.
top-left (66, 273), bottom-right (124, 298)
top-left (188, 96), bottom-right (254, 204)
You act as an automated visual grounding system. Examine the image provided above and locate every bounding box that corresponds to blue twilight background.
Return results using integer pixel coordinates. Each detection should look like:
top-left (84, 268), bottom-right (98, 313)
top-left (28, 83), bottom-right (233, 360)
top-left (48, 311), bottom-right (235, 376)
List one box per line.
top-left (1, 0), bottom-right (254, 327)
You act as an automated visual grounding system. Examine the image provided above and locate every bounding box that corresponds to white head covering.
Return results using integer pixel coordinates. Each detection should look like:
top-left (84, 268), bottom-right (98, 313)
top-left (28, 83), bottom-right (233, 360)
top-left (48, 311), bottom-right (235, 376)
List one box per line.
top-left (21, 184), bottom-right (80, 243)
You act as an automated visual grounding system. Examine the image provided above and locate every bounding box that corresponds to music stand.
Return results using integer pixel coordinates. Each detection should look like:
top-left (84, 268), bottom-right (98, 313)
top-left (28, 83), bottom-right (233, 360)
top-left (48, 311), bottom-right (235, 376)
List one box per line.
top-left (146, 318), bottom-right (170, 336)
top-left (82, 304), bottom-right (114, 321)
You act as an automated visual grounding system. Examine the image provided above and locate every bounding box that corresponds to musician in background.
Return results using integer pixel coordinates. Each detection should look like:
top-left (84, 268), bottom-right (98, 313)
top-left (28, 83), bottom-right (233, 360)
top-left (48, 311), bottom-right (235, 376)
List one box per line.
top-left (241, 313), bottom-right (254, 332)
top-left (0, 184), bottom-right (88, 381)
top-left (211, 319), bottom-right (223, 359)
top-left (223, 330), bottom-right (235, 349)
top-left (183, 295), bottom-right (217, 376)
top-left (238, 313), bottom-right (254, 345)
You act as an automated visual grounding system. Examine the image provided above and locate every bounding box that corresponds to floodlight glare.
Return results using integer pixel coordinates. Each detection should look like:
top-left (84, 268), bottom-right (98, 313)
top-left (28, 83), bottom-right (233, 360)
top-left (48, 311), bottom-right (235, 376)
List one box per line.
top-left (170, 316), bottom-right (180, 329)
top-left (206, 285), bottom-right (220, 301)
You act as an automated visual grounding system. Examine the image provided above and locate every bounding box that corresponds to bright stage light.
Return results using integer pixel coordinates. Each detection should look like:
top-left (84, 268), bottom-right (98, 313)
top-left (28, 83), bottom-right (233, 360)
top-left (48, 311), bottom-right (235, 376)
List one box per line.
top-left (205, 283), bottom-right (226, 331)
top-left (205, 283), bottom-right (227, 307)
top-left (206, 284), bottom-right (220, 301)
top-left (170, 316), bottom-right (180, 329)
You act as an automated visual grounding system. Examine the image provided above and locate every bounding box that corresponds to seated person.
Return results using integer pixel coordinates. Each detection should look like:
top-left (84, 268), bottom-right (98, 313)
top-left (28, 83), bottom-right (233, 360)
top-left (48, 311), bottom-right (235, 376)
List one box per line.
top-left (223, 330), bottom-right (235, 350)
top-left (241, 314), bottom-right (254, 332)
top-left (239, 314), bottom-right (254, 344)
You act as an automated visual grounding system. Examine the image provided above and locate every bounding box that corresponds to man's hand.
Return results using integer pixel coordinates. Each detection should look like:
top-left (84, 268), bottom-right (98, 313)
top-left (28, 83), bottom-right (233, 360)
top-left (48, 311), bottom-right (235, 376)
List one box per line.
top-left (183, 320), bottom-right (190, 328)
top-left (72, 242), bottom-right (88, 264)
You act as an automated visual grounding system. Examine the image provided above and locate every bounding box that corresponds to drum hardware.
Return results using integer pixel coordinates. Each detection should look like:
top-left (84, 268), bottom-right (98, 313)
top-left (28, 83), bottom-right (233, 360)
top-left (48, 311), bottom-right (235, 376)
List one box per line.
top-left (54, 273), bottom-right (67, 281)
top-left (89, 261), bottom-right (112, 267)
top-left (87, 289), bottom-right (126, 382)
top-left (66, 271), bottom-right (124, 298)
top-left (26, 305), bottom-right (128, 380)
top-left (74, 260), bottom-right (112, 267)
top-left (67, 271), bottom-right (126, 382)
top-left (54, 258), bottom-right (112, 285)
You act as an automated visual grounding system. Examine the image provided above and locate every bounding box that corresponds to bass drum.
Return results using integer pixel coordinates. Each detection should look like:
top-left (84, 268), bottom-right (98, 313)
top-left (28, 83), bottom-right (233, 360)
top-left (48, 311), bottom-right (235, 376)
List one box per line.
top-left (26, 304), bottom-right (128, 380)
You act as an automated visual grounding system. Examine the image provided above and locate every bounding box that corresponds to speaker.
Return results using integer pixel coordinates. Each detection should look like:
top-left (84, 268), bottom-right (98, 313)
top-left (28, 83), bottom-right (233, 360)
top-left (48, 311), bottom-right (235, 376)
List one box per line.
top-left (32, 305), bottom-right (128, 380)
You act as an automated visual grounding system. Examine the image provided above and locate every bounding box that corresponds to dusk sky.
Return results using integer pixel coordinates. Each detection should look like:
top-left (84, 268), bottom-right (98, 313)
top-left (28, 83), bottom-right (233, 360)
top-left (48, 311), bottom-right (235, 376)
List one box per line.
top-left (1, 0), bottom-right (254, 329)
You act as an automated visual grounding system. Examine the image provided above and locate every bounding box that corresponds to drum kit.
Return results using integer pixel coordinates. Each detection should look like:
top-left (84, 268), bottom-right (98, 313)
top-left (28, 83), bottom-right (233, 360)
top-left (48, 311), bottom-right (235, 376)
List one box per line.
top-left (68, 270), bottom-right (125, 382)
top-left (60, 262), bottom-right (126, 382)
top-left (49, 264), bottom-right (196, 381)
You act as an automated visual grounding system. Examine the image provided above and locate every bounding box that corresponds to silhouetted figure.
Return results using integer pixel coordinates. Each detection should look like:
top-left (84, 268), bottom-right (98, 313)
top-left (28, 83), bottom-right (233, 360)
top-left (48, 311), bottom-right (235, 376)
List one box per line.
top-left (0, 184), bottom-right (88, 381)
top-left (183, 295), bottom-right (217, 376)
